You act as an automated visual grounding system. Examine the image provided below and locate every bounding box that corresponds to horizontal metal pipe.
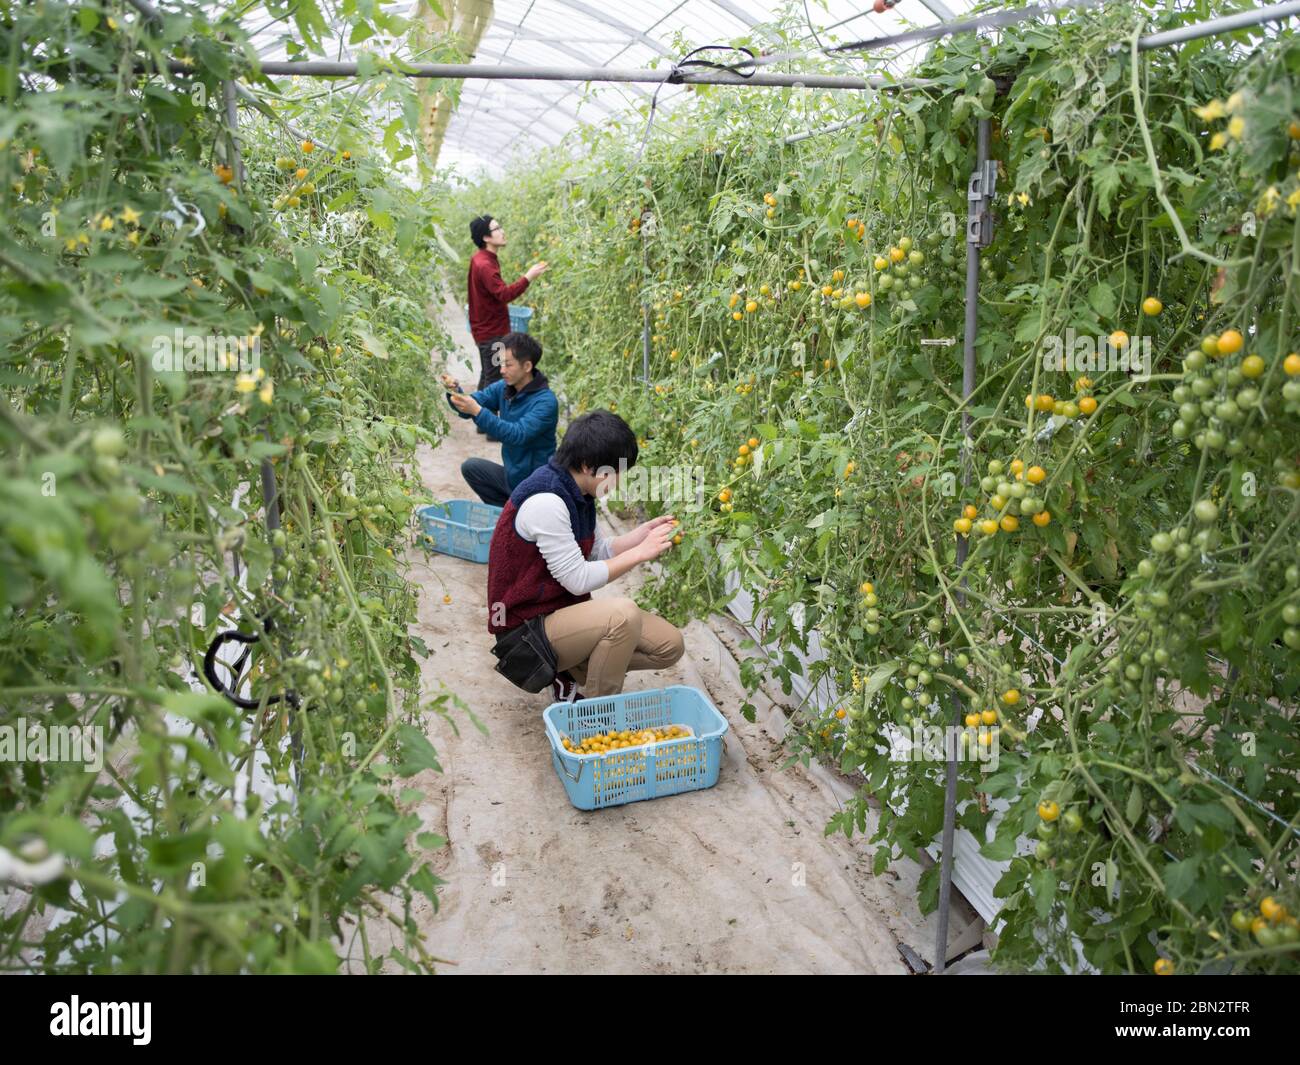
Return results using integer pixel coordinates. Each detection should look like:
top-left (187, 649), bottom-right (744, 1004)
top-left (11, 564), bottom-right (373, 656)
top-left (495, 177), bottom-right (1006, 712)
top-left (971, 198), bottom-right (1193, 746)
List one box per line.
top-left (224, 60), bottom-right (922, 91)
top-left (1138, 0), bottom-right (1300, 49)
top-left (783, 111), bottom-right (871, 144)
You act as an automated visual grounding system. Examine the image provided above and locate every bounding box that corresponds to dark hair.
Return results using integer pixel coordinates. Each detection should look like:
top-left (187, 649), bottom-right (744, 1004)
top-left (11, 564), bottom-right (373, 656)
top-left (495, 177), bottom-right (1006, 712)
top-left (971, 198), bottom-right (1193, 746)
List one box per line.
top-left (470, 214), bottom-right (495, 249)
top-left (556, 411), bottom-right (638, 475)
top-left (499, 332), bottom-right (541, 369)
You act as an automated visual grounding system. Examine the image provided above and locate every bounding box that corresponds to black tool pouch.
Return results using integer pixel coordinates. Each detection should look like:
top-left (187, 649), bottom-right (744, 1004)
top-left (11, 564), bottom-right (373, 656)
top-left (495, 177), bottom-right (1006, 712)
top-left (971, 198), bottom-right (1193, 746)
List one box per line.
top-left (491, 615), bottom-right (558, 693)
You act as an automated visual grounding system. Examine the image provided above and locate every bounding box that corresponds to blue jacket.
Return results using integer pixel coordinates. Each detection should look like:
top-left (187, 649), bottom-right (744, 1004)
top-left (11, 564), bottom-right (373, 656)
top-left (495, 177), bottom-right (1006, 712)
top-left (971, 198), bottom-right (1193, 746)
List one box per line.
top-left (447, 371), bottom-right (558, 490)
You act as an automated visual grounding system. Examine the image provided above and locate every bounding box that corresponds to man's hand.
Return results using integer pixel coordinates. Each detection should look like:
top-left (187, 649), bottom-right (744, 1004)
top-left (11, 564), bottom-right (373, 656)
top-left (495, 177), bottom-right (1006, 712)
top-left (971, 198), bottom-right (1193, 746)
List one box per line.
top-left (525, 260), bottom-right (549, 282)
top-left (449, 392), bottom-right (481, 417)
top-left (629, 514), bottom-right (675, 546)
top-left (610, 513), bottom-right (675, 556)
top-left (636, 523), bottom-right (676, 563)
top-left (439, 372), bottom-right (462, 392)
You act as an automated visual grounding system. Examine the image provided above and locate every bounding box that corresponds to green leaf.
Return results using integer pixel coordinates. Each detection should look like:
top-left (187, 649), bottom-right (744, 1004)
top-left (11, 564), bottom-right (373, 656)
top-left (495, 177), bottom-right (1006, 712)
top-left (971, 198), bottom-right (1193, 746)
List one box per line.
top-left (122, 275), bottom-right (189, 298)
top-left (395, 724), bottom-right (442, 777)
top-left (1029, 866), bottom-right (1057, 918)
top-left (1087, 281), bottom-right (1116, 318)
top-left (1219, 593), bottom-right (1244, 651)
top-left (1161, 857), bottom-right (1199, 902)
top-left (1125, 782), bottom-right (1143, 827)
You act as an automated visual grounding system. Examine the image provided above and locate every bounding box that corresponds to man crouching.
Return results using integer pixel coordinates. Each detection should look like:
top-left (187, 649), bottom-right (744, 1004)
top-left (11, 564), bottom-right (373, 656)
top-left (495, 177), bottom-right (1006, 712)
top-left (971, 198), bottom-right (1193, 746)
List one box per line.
top-left (486, 410), bottom-right (684, 702)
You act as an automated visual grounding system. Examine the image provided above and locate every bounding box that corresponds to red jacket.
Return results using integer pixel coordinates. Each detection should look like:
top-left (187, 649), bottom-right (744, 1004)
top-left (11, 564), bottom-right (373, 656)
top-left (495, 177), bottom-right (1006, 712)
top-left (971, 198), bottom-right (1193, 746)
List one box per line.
top-left (467, 248), bottom-right (528, 343)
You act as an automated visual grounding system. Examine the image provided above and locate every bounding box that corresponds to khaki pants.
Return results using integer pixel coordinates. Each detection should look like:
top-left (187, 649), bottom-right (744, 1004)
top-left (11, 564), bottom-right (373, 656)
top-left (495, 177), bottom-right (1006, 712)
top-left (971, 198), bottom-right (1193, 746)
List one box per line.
top-left (542, 597), bottom-right (685, 697)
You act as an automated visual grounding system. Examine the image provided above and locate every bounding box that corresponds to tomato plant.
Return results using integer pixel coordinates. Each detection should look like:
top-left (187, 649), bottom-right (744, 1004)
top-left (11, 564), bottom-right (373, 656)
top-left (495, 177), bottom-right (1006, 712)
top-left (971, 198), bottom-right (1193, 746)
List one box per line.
top-left (2, 1), bottom-right (459, 972)
top-left (468, 2), bottom-right (1300, 973)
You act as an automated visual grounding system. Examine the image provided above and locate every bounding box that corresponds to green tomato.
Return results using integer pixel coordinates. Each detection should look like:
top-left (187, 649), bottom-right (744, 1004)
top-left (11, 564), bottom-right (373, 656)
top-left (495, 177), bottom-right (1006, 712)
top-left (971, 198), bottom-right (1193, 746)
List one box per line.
top-left (92, 426), bottom-right (127, 458)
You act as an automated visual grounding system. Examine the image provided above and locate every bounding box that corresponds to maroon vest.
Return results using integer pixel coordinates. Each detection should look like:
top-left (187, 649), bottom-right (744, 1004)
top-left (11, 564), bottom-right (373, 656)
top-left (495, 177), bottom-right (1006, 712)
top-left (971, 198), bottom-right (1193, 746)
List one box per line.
top-left (486, 461), bottom-right (597, 634)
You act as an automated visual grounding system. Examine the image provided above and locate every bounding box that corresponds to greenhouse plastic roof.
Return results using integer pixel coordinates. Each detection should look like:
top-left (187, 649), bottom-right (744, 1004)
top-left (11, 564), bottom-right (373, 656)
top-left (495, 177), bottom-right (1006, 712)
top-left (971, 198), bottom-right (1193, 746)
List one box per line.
top-left (249, 0), bottom-right (980, 178)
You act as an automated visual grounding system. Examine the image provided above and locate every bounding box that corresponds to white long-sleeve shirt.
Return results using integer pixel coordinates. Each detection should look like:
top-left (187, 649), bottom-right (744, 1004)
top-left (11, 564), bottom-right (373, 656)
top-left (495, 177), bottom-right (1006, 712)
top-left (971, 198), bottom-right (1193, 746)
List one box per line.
top-left (513, 493), bottom-right (614, 596)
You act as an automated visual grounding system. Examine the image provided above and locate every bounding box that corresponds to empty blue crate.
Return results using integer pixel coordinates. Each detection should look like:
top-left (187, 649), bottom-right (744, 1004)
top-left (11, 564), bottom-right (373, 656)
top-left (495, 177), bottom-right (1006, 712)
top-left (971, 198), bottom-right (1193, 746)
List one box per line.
top-left (509, 305), bottom-right (533, 333)
top-left (462, 305), bottom-right (533, 334)
top-left (416, 500), bottom-right (502, 564)
top-left (543, 685), bottom-right (729, 811)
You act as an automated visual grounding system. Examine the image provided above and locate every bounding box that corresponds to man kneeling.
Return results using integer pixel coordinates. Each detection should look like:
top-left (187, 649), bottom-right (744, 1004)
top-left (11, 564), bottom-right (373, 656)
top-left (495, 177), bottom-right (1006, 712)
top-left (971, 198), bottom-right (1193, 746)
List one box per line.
top-left (486, 410), bottom-right (684, 701)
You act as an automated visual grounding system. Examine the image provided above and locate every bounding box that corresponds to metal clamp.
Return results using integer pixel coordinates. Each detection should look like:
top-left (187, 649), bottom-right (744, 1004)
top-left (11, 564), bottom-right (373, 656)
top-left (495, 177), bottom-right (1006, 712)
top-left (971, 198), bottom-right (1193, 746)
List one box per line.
top-left (966, 160), bottom-right (997, 246)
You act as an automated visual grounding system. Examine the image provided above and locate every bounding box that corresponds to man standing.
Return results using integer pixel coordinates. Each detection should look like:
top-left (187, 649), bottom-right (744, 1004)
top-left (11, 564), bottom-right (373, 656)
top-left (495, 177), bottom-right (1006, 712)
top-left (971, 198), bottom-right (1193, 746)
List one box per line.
top-left (442, 333), bottom-right (557, 507)
top-left (467, 215), bottom-right (547, 395)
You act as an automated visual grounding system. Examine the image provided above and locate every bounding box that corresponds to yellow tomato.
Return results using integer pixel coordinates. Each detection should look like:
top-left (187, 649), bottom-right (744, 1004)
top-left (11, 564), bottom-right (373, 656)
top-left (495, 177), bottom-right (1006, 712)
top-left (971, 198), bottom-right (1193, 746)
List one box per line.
top-left (1078, 395), bottom-right (1097, 415)
top-left (954, 517), bottom-right (973, 535)
top-left (1000, 514), bottom-right (1020, 532)
top-left (1261, 897), bottom-right (1287, 923)
top-left (1032, 510), bottom-right (1051, 527)
top-left (1142, 296), bottom-right (1163, 316)
top-left (1216, 329), bottom-right (1244, 355)
top-left (1026, 465), bottom-right (1046, 484)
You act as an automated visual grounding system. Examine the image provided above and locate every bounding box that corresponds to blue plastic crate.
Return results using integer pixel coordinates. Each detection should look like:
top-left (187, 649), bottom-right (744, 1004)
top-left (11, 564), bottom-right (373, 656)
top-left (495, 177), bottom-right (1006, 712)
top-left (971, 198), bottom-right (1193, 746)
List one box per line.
top-left (462, 305), bottom-right (534, 335)
top-left (543, 686), bottom-right (728, 810)
top-left (416, 500), bottom-right (502, 564)
top-left (508, 305), bottom-right (533, 334)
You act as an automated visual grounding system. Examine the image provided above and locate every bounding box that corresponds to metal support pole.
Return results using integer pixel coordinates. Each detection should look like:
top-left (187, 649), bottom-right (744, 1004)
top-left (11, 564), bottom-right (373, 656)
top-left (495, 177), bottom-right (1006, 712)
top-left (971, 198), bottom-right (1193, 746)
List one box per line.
top-left (934, 104), bottom-right (995, 974)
